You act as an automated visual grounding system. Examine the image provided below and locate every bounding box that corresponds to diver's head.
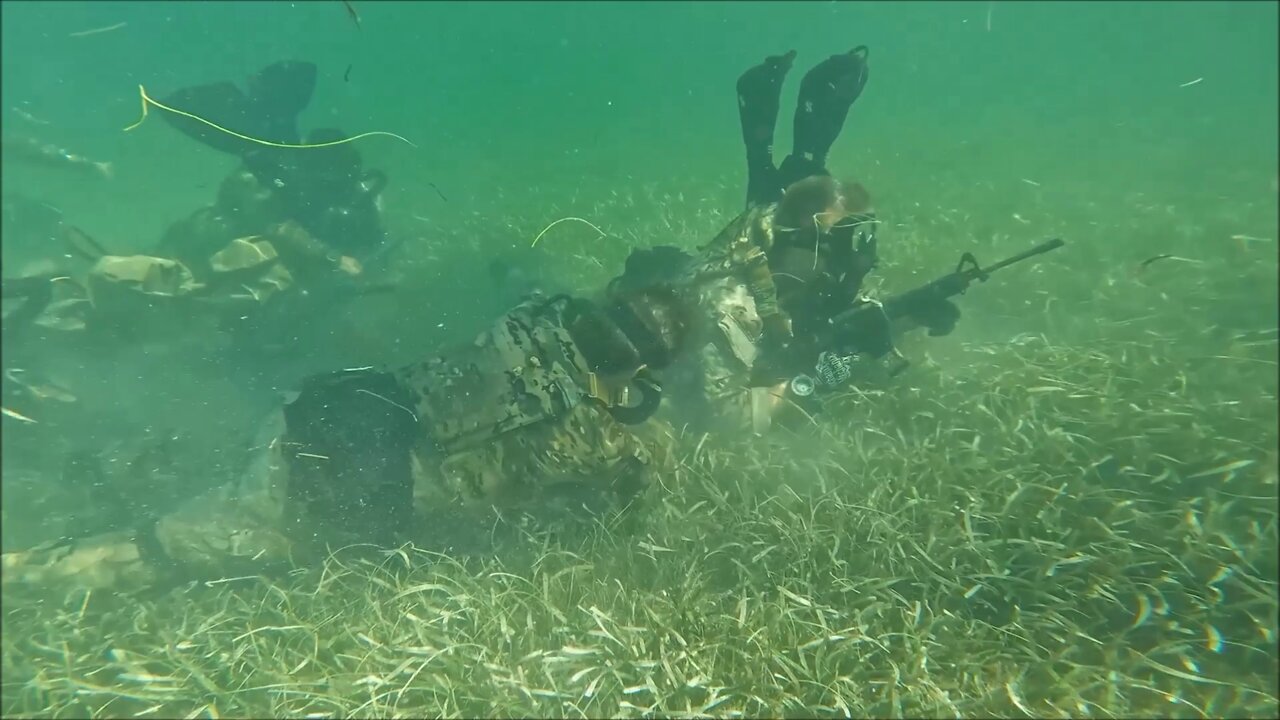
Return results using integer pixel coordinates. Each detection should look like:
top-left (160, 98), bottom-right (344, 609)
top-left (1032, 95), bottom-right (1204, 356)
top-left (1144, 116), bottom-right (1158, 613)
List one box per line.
top-left (566, 284), bottom-right (693, 376)
top-left (773, 175), bottom-right (877, 275)
top-left (776, 175), bottom-right (872, 237)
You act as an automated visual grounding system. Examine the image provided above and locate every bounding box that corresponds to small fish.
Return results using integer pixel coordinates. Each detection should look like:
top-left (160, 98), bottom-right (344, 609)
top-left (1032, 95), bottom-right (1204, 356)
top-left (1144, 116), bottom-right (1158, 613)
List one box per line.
top-left (344, 64), bottom-right (353, 82)
top-left (1137, 254), bottom-right (1199, 272)
top-left (68, 21), bottom-right (127, 38)
top-left (2, 136), bottom-right (112, 179)
top-left (24, 382), bottom-right (77, 403)
top-left (1230, 234), bottom-right (1271, 245)
top-left (11, 106), bottom-right (50, 126)
top-left (342, 0), bottom-right (361, 30)
top-left (2, 407), bottom-right (38, 424)
top-left (1205, 625), bottom-right (1223, 653)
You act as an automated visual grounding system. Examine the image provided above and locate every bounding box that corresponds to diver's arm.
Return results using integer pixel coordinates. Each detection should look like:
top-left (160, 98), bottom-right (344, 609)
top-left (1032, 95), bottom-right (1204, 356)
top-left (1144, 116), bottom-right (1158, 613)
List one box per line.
top-left (268, 222), bottom-right (360, 278)
top-left (689, 207), bottom-right (792, 344)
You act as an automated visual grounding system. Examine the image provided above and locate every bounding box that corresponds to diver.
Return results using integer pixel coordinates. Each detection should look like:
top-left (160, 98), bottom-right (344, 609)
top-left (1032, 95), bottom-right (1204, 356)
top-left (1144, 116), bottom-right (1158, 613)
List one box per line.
top-left (612, 49), bottom-right (877, 432)
top-left (614, 46), bottom-right (878, 317)
top-left (612, 48), bottom-right (956, 434)
top-left (154, 60), bottom-right (391, 263)
top-left (0, 283), bottom-right (696, 596)
top-left (281, 282), bottom-right (692, 549)
top-left (0, 62), bottom-right (393, 362)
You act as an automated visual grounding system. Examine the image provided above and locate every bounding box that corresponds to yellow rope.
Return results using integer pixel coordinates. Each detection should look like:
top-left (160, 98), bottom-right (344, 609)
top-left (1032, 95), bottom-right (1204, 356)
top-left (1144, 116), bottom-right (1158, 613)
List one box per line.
top-left (530, 217), bottom-right (608, 247)
top-left (123, 84), bottom-right (417, 149)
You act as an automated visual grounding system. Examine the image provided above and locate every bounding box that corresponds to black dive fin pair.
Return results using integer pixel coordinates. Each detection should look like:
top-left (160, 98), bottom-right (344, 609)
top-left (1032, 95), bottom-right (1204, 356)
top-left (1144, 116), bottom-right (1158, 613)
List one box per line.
top-left (737, 46), bottom-right (870, 207)
top-left (157, 61), bottom-right (318, 156)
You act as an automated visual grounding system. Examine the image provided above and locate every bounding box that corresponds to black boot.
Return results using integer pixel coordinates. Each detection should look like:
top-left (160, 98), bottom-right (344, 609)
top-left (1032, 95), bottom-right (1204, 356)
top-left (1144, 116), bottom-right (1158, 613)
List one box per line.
top-left (780, 46), bottom-right (870, 187)
top-left (736, 50), bottom-right (796, 208)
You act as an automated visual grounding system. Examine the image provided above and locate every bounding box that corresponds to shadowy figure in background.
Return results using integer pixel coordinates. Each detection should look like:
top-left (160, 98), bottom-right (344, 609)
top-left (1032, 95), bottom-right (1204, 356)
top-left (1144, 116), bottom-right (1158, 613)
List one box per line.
top-left (131, 60), bottom-right (405, 368)
top-left (155, 60), bottom-right (391, 262)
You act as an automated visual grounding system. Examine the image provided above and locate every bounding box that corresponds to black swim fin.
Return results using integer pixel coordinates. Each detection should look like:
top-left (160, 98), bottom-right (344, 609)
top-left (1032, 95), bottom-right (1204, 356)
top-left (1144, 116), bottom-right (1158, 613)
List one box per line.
top-left (246, 60), bottom-right (317, 144)
top-left (158, 60), bottom-right (318, 156)
top-left (786, 46), bottom-right (869, 178)
top-left (737, 50), bottom-right (796, 208)
top-left (157, 81), bottom-right (257, 156)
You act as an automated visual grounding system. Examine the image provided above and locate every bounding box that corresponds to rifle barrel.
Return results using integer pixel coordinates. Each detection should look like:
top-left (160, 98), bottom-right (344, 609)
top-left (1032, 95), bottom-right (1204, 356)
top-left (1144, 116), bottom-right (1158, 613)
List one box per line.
top-left (982, 237), bottom-right (1064, 275)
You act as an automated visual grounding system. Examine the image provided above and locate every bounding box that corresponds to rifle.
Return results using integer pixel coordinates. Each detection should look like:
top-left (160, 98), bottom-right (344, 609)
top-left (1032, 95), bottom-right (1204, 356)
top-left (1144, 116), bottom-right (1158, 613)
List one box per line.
top-left (752, 237), bottom-right (1066, 390)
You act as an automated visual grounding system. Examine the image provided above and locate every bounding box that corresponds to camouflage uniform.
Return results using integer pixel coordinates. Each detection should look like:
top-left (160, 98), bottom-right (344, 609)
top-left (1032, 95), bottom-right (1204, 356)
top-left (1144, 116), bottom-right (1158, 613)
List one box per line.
top-left (683, 203), bottom-right (785, 323)
top-left (404, 299), bottom-right (659, 506)
top-left (157, 166), bottom-right (366, 289)
top-left (673, 203), bottom-right (788, 435)
top-left (2, 158), bottom-right (393, 598)
top-left (1, 296), bottom-right (672, 598)
top-left (293, 295), bottom-right (663, 538)
top-left (1, 409), bottom-right (296, 597)
top-left (3, 164), bottom-right (367, 354)
top-left (669, 198), bottom-right (880, 435)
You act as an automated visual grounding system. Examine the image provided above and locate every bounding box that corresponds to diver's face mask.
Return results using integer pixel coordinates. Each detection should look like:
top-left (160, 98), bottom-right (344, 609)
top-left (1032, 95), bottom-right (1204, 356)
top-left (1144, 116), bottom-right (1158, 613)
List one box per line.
top-left (817, 212), bottom-right (878, 283)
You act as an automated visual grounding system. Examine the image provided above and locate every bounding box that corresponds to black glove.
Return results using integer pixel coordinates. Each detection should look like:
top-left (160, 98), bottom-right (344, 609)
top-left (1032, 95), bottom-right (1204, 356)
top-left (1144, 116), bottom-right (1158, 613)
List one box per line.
top-left (908, 297), bottom-right (961, 337)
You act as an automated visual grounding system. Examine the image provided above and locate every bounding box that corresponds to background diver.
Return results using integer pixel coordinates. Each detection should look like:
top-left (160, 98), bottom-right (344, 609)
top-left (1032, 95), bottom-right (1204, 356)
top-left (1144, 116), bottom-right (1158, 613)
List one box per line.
top-left (154, 59), bottom-right (392, 263)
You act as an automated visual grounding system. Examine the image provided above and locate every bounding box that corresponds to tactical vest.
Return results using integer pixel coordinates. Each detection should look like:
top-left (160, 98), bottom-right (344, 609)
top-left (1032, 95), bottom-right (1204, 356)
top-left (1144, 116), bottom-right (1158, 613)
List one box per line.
top-left (393, 298), bottom-right (594, 456)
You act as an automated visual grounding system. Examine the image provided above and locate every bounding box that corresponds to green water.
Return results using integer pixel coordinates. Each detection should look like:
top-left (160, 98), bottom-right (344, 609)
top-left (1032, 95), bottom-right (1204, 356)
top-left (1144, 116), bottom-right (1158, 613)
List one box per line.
top-left (2, 1), bottom-right (1277, 718)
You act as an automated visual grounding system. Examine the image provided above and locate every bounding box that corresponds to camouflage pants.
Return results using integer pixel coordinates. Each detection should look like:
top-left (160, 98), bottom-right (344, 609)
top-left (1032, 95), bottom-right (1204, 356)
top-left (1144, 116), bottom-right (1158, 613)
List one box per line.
top-left (420, 400), bottom-right (668, 518)
top-left (1, 415), bottom-right (296, 599)
top-left (1, 401), bottom-right (676, 599)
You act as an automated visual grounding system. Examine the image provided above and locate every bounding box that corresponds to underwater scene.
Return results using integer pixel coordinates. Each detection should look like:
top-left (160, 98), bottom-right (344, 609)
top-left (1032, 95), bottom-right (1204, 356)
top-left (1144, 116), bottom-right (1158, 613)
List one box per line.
top-left (1, 1), bottom-right (1277, 717)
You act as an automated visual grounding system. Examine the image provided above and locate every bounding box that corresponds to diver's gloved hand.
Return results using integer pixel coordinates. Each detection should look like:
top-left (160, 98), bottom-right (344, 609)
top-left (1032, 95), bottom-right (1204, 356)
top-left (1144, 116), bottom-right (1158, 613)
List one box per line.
top-left (746, 311), bottom-right (798, 388)
top-left (336, 255), bottom-right (363, 276)
top-left (814, 351), bottom-right (857, 388)
top-left (906, 297), bottom-right (961, 337)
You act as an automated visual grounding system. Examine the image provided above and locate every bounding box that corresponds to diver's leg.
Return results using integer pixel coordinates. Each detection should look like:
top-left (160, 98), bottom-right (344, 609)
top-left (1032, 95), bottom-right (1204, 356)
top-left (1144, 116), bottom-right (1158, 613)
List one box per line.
top-left (779, 46), bottom-right (870, 188)
top-left (1, 528), bottom-right (168, 600)
top-left (281, 370), bottom-right (419, 550)
top-left (0, 472), bottom-right (292, 600)
top-left (1, 413), bottom-right (299, 600)
top-left (153, 469), bottom-right (294, 580)
top-left (737, 50), bottom-right (797, 208)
